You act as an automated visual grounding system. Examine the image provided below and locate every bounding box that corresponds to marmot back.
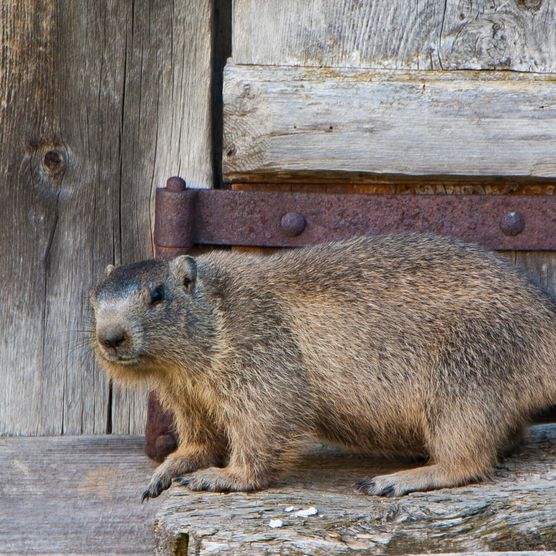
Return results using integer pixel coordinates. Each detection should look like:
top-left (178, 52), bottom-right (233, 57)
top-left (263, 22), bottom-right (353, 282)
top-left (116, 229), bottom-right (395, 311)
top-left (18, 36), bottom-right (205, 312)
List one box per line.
top-left (91, 234), bottom-right (556, 499)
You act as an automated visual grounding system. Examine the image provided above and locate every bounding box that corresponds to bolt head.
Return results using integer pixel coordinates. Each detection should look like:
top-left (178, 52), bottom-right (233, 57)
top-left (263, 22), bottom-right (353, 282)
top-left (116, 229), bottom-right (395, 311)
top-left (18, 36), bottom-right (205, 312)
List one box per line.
top-left (500, 211), bottom-right (525, 236)
top-left (166, 176), bottom-right (186, 192)
top-left (281, 212), bottom-right (306, 237)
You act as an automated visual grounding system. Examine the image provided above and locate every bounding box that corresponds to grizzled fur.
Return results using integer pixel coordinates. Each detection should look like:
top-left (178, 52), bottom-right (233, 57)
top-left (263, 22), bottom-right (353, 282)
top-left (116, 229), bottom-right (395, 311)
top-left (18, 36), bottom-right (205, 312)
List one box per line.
top-left (90, 235), bottom-right (556, 499)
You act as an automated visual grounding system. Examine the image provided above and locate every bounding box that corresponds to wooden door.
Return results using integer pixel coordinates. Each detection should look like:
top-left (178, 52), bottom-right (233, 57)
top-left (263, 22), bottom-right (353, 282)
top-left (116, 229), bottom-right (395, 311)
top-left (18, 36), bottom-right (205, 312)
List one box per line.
top-left (145, 1), bottom-right (556, 458)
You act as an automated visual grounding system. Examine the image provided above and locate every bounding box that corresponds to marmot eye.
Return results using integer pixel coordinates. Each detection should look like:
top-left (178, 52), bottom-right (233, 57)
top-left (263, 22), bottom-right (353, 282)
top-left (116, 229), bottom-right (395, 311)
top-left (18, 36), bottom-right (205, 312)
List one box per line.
top-left (150, 285), bottom-right (164, 305)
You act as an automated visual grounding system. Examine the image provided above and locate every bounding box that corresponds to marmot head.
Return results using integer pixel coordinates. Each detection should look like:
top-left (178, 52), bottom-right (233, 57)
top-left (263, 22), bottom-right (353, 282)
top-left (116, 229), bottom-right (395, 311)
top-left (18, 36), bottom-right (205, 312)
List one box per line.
top-left (90, 255), bottom-right (209, 383)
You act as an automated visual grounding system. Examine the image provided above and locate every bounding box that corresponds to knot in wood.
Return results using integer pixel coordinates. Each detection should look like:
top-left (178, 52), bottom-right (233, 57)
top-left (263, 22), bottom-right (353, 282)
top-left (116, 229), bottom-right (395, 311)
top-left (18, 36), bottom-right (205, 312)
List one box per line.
top-left (35, 144), bottom-right (68, 183)
top-left (516, 0), bottom-right (543, 10)
top-left (44, 150), bottom-right (63, 171)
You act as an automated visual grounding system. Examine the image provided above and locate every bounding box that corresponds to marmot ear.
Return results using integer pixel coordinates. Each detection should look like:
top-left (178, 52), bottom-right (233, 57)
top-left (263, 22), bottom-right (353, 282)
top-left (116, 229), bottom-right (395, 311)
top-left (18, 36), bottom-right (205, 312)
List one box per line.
top-left (170, 255), bottom-right (197, 292)
top-left (105, 264), bottom-right (115, 277)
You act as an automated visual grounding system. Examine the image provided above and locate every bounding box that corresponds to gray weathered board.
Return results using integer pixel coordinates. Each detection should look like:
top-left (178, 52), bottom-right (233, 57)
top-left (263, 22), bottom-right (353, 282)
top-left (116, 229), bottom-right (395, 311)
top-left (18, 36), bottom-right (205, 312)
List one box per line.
top-left (232, 0), bottom-right (556, 72)
top-left (0, 435), bottom-right (161, 554)
top-left (2, 0), bottom-right (556, 440)
top-left (0, 0), bottom-right (214, 435)
top-left (226, 0), bottom-right (556, 182)
top-left (154, 424), bottom-right (556, 555)
top-left (223, 63), bottom-right (556, 180)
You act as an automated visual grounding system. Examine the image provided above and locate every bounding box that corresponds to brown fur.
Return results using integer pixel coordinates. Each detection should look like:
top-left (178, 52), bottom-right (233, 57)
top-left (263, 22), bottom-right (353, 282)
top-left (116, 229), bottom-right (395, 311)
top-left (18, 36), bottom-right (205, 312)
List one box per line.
top-left (90, 234), bottom-right (556, 499)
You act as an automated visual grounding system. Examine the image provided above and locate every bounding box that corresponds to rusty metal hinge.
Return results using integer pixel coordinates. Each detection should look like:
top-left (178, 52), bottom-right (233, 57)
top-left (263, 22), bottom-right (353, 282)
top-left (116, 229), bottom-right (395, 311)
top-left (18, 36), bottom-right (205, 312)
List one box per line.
top-left (155, 177), bottom-right (556, 253)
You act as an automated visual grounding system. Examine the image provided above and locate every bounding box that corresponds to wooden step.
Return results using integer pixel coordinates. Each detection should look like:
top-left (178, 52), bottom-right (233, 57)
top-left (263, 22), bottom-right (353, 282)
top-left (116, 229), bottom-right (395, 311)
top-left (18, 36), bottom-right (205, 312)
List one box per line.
top-left (154, 424), bottom-right (556, 555)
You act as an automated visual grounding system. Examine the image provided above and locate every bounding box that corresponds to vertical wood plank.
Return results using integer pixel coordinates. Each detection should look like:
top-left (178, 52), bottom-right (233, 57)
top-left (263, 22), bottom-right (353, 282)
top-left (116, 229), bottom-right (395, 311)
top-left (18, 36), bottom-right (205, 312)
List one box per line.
top-left (514, 252), bottom-right (556, 300)
top-left (112, 0), bottom-right (215, 434)
top-left (0, 0), bottom-right (215, 435)
top-left (0, 0), bottom-right (130, 435)
top-left (54, 0), bottom-right (131, 435)
top-left (0, 1), bottom-right (80, 435)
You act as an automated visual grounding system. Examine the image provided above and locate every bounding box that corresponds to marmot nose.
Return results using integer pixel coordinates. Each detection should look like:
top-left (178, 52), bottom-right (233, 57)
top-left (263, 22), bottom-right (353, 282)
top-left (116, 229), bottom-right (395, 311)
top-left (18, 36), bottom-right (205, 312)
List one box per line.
top-left (98, 325), bottom-right (127, 349)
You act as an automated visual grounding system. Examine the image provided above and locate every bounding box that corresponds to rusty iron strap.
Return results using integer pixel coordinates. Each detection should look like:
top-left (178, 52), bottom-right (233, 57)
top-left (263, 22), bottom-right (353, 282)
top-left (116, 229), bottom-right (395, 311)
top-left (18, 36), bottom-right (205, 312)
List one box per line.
top-left (155, 181), bottom-right (556, 251)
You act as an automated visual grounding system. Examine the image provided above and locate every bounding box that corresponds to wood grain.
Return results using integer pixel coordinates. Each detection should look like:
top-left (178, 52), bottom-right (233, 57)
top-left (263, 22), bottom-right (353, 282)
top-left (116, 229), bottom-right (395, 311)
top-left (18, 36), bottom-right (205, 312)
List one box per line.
top-left (0, 435), bottom-right (161, 554)
top-left (111, 0), bottom-right (215, 435)
top-left (0, 0), bottom-right (113, 436)
top-left (441, 0), bottom-right (556, 72)
top-left (155, 424), bottom-right (556, 554)
top-left (232, 0), bottom-right (556, 72)
top-left (0, 0), bottom-right (214, 435)
top-left (223, 63), bottom-right (556, 180)
top-left (512, 251), bottom-right (556, 300)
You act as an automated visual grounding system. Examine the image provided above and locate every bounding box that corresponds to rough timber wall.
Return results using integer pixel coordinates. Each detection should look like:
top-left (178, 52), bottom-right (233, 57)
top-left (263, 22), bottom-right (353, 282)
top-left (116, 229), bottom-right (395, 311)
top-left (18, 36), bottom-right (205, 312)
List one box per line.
top-left (0, 0), bottom-right (215, 435)
top-left (226, 0), bottom-right (556, 179)
top-left (225, 0), bottom-right (556, 300)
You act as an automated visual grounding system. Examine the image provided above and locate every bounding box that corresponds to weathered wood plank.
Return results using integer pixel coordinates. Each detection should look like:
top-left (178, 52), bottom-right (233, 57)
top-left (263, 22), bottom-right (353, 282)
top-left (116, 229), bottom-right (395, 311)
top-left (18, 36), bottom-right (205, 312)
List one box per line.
top-left (232, 0), bottom-right (556, 72)
top-left (111, 0), bottom-right (215, 434)
top-left (0, 435), bottom-right (161, 554)
top-left (0, 0), bottom-right (113, 435)
top-left (441, 0), bottom-right (556, 72)
top-left (512, 251), bottom-right (556, 419)
top-left (513, 251), bottom-right (556, 299)
top-left (155, 424), bottom-right (556, 555)
top-left (232, 0), bottom-right (443, 70)
top-left (223, 63), bottom-right (556, 180)
top-left (0, 0), bottom-right (215, 436)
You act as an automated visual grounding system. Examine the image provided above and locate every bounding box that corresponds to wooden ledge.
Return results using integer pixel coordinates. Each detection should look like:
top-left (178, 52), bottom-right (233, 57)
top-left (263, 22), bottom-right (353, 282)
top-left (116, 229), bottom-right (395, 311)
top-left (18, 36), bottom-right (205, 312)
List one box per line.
top-left (0, 435), bottom-right (161, 554)
top-left (154, 424), bottom-right (556, 555)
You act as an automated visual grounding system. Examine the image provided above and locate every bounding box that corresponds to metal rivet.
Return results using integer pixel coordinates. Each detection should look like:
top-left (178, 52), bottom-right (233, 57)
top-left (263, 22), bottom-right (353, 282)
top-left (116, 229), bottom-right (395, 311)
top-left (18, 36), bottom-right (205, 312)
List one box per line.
top-left (280, 212), bottom-right (306, 237)
top-left (166, 176), bottom-right (186, 192)
top-left (500, 211), bottom-right (525, 236)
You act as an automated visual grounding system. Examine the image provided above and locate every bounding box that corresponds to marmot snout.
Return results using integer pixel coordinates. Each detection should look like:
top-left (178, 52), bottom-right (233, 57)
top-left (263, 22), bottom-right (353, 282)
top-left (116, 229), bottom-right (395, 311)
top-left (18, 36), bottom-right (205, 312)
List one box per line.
top-left (91, 234), bottom-right (556, 499)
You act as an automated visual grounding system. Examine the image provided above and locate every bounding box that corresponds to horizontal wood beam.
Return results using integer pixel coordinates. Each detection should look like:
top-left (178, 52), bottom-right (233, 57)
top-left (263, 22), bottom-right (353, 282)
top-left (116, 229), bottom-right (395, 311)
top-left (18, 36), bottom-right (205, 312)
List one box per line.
top-left (232, 0), bottom-right (556, 73)
top-left (223, 63), bottom-right (556, 180)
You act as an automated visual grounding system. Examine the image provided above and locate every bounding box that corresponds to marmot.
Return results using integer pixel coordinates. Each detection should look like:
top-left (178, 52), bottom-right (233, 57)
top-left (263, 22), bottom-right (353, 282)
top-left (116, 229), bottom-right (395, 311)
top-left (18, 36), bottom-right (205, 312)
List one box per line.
top-left (90, 234), bottom-right (556, 500)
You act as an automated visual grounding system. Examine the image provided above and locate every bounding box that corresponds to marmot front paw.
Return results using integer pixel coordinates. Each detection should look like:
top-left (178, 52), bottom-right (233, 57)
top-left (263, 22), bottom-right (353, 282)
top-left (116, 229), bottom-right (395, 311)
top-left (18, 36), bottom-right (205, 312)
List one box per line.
top-left (176, 467), bottom-right (268, 493)
top-left (142, 475), bottom-right (172, 501)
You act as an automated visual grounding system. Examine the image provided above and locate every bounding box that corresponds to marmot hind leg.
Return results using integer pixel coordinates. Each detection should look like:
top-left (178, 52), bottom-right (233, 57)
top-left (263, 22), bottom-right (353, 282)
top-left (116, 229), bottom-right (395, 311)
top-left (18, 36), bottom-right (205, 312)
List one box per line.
top-left (355, 460), bottom-right (492, 497)
top-left (356, 412), bottom-right (499, 497)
